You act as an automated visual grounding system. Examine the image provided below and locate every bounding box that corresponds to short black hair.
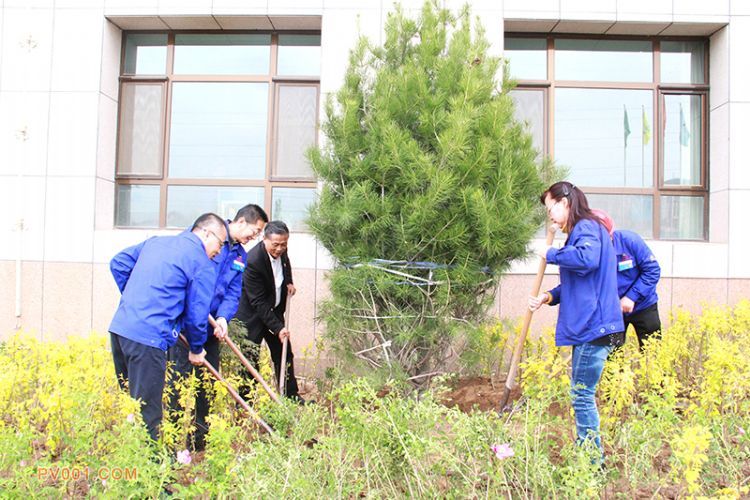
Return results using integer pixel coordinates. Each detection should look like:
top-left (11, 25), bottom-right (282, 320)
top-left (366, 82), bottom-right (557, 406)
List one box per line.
top-left (191, 213), bottom-right (225, 233)
top-left (263, 220), bottom-right (289, 238)
top-left (233, 203), bottom-right (268, 224)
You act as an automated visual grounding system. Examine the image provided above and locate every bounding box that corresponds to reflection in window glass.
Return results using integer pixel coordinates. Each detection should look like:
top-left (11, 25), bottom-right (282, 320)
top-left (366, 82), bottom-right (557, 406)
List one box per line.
top-left (663, 94), bottom-right (701, 186)
top-left (555, 39), bottom-right (652, 82)
top-left (504, 38), bottom-right (547, 80)
top-left (166, 186), bottom-right (264, 228)
top-left (124, 34), bottom-right (167, 75)
top-left (272, 188), bottom-right (316, 231)
top-left (586, 193), bottom-right (653, 239)
top-left (661, 41), bottom-right (705, 84)
top-left (510, 89), bottom-right (545, 156)
top-left (117, 83), bottom-right (164, 177)
top-left (275, 85), bottom-right (317, 178)
top-left (169, 82), bottom-right (268, 180)
top-left (277, 35), bottom-right (321, 76)
top-left (116, 185), bottom-right (160, 227)
top-left (174, 34), bottom-right (270, 75)
top-left (555, 88), bottom-right (653, 188)
top-left (660, 195), bottom-right (704, 240)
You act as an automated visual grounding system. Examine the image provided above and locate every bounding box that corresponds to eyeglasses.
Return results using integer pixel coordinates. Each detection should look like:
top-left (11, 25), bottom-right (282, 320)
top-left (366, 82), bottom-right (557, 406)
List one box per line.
top-left (204, 228), bottom-right (226, 249)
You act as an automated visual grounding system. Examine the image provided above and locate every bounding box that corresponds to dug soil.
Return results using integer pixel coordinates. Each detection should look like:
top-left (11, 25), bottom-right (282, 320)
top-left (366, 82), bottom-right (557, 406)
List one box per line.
top-left (440, 376), bottom-right (522, 413)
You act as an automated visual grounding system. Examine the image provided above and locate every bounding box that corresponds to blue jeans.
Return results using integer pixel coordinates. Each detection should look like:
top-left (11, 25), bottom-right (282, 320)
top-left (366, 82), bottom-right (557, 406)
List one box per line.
top-left (571, 342), bottom-right (613, 455)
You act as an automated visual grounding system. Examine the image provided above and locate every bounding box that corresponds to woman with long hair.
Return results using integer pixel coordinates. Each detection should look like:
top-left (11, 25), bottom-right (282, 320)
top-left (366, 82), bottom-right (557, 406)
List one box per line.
top-left (529, 181), bottom-right (624, 463)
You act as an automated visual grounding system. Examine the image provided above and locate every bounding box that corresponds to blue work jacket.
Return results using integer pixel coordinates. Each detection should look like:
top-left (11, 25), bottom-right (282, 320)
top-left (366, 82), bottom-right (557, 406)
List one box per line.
top-left (208, 221), bottom-right (248, 323)
top-left (109, 232), bottom-right (215, 354)
top-left (546, 218), bottom-right (624, 346)
top-left (613, 229), bottom-right (660, 315)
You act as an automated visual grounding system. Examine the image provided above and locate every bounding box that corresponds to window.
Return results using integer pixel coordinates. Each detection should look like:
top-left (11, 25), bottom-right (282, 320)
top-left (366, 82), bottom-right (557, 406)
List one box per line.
top-left (115, 33), bottom-right (321, 230)
top-left (504, 36), bottom-right (708, 240)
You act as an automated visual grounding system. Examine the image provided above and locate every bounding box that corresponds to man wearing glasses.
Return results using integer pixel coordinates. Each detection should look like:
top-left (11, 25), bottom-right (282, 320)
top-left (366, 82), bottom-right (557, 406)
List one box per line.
top-left (168, 204), bottom-right (268, 452)
top-left (108, 213), bottom-right (227, 442)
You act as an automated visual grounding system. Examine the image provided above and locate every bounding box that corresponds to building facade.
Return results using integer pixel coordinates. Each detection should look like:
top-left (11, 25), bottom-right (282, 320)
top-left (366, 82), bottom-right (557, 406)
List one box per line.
top-left (0, 0), bottom-right (747, 359)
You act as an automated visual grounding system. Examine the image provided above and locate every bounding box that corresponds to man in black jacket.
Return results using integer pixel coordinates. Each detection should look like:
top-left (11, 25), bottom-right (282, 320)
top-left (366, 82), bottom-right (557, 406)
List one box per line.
top-left (234, 220), bottom-right (302, 400)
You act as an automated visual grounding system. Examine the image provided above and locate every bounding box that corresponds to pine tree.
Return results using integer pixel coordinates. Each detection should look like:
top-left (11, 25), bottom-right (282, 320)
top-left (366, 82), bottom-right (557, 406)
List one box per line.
top-left (307, 1), bottom-right (556, 381)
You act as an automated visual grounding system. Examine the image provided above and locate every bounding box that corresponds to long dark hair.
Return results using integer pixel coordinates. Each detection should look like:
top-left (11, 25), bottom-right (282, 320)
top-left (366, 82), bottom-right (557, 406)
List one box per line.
top-left (540, 181), bottom-right (599, 234)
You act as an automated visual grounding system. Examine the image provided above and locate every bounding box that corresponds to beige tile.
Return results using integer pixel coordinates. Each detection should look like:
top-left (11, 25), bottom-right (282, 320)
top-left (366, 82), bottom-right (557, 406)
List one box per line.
top-left (287, 268), bottom-right (317, 353)
top-left (0, 261), bottom-right (46, 339)
top-left (100, 19), bottom-right (122, 102)
top-left (0, 8), bottom-right (54, 92)
top-left (321, 8), bottom-right (382, 93)
top-left (51, 9), bottom-right (105, 92)
top-left (268, 0), bottom-right (323, 14)
top-left (0, 91), bottom-right (50, 177)
top-left (92, 262), bottom-right (120, 335)
top-left (46, 92), bottom-right (99, 176)
top-left (728, 279), bottom-right (750, 306)
top-left (96, 93), bottom-right (118, 182)
top-left (664, 278), bottom-right (727, 314)
top-left (42, 262), bottom-right (93, 339)
top-left (728, 191), bottom-right (750, 278)
top-left (616, 0), bottom-right (671, 21)
top-left (561, 0), bottom-right (616, 21)
top-left (709, 190), bottom-right (729, 244)
top-left (95, 178), bottom-right (115, 230)
top-left (44, 177), bottom-right (96, 262)
top-left (670, 278), bottom-right (728, 317)
top-left (0, 176), bottom-right (47, 262)
top-left (158, 0), bottom-right (212, 16)
top-left (710, 104), bottom-right (729, 194)
top-left (673, 0), bottom-right (729, 17)
top-left (729, 103), bottom-right (750, 189)
top-left (504, 0), bottom-right (559, 17)
top-left (710, 26), bottom-right (729, 110)
top-left (655, 277), bottom-right (672, 327)
top-left (212, 0), bottom-right (267, 15)
top-left (104, 0), bottom-right (158, 15)
top-left (729, 17), bottom-right (750, 102)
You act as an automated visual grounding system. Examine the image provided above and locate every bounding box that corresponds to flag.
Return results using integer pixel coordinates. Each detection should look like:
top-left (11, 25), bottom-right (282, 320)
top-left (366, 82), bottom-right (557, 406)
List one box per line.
top-left (642, 105), bottom-right (651, 145)
top-left (679, 103), bottom-right (690, 147)
top-left (623, 105), bottom-right (631, 148)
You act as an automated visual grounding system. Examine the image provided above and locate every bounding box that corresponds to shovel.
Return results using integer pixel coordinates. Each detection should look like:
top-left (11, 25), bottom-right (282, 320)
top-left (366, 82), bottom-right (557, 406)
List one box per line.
top-left (498, 228), bottom-right (556, 411)
top-left (208, 315), bottom-right (281, 404)
top-left (178, 334), bottom-right (274, 434)
top-left (279, 295), bottom-right (291, 396)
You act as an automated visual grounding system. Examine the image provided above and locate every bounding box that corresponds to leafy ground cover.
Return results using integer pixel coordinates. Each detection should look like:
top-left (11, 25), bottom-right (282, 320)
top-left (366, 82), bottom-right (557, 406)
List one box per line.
top-left (1, 303), bottom-right (749, 498)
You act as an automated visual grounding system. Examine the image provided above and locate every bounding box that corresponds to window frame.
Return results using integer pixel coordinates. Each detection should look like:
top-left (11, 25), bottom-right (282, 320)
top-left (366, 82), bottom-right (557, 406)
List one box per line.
top-left (115, 30), bottom-right (321, 229)
top-left (505, 34), bottom-right (709, 241)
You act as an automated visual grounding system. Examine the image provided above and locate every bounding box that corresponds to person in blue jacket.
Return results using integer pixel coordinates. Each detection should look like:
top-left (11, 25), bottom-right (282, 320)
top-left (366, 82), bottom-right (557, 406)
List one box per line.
top-left (592, 209), bottom-right (662, 349)
top-left (109, 213), bottom-right (226, 441)
top-left (168, 204), bottom-right (268, 452)
top-left (529, 182), bottom-right (624, 461)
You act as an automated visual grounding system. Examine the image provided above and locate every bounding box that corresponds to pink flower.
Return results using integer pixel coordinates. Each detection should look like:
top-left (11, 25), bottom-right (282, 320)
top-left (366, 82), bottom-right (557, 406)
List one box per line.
top-left (19, 460), bottom-right (27, 467)
top-left (126, 413), bottom-right (135, 423)
top-left (739, 427), bottom-right (746, 436)
top-left (101, 479), bottom-right (107, 487)
top-left (491, 443), bottom-right (515, 460)
top-left (176, 449), bottom-right (192, 465)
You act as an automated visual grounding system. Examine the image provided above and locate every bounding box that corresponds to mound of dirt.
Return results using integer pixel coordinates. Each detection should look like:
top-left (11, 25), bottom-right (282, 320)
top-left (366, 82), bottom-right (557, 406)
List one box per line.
top-left (441, 376), bottom-right (522, 413)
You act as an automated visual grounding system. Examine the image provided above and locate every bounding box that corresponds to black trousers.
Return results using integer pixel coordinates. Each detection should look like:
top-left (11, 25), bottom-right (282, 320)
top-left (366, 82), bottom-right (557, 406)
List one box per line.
top-left (624, 302), bottom-right (662, 349)
top-left (166, 334), bottom-right (221, 451)
top-left (110, 333), bottom-right (167, 442)
top-left (232, 320), bottom-right (300, 398)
